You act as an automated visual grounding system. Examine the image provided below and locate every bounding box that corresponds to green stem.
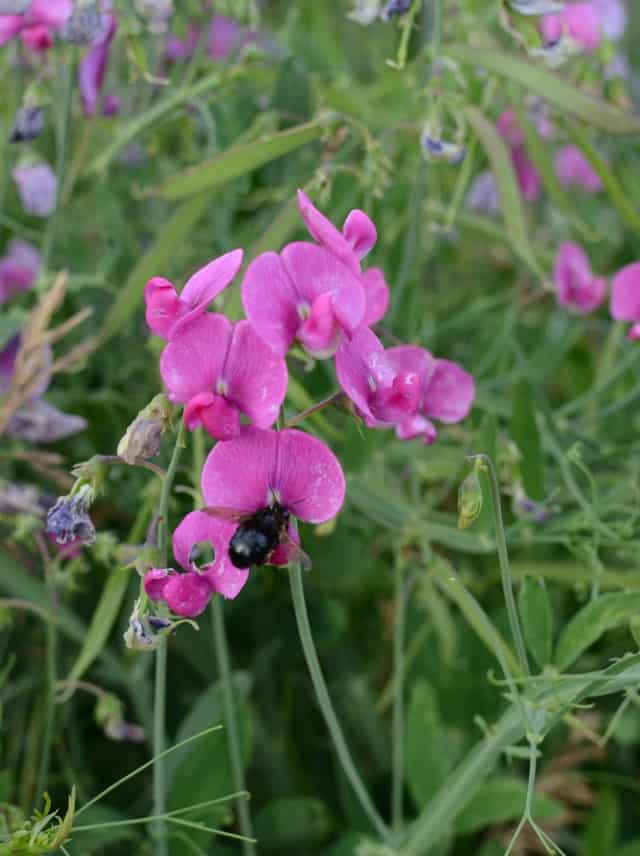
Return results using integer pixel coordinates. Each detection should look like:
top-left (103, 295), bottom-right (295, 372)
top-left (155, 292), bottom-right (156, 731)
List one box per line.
top-left (211, 600), bottom-right (256, 855)
top-left (35, 541), bottom-right (57, 799)
top-left (391, 556), bottom-right (406, 835)
top-left (470, 455), bottom-right (530, 678)
top-left (288, 564), bottom-right (390, 843)
top-left (152, 422), bottom-right (186, 856)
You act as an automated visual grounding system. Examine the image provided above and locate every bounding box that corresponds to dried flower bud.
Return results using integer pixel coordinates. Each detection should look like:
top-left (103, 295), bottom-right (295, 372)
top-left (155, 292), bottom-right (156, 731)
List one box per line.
top-left (117, 394), bottom-right (172, 465)
top-left (457, 470), bottom-right (483, 531)
top-left (95, 692), bottom-right (146, 743)
top-left (380, 0), bottom-right (412, 21)
top-left (421, 130), bottom-right (467, 165)
top-left (9, 105), bottom-right (44, 144)
top-left (61, 3), bottom-right (104, 44)
top-left (123, 600), bottom-right (171, 651)
top-left (46, 484), bottom-right (96, 546)
top-left (135, 0), bottom-right (174, 33)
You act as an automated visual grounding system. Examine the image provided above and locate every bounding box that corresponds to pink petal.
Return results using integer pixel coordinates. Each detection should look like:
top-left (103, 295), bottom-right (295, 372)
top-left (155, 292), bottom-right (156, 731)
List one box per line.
top-left (224, 320), bottom-right (288, 428)
top-left (164, 573), bottom-right (214, 617)
top-left (21, 24), bottom-right (53, 50)
top-left (374, 372), bottom-right (421, 423)
top-left (79, 14), bottom-right (117, 117)
top-left (540, 13), bottom-right (563, 44)
top-left (396, 414), bottom-right (437, 444)
top-left (269, 525), bottom-right (300, 566)
top-left (554, 241), bottom-right (606, 313)
top-left (511, 148), bottom-right (541, 203)
top-left (178, 248), bottom-right (243, 313)
top-left (386, 345), bottom-right (435, 381)
top-left (611, 262), bottom-right (640, 322)
top-left (0, 239), bottom-right (41, 305)
top-left (628, 322), bottom-right (640, 341)
top-left (184, 392), bottom-right (241, 441)
top-left (297, 292), bottom-right (341, 359)
top-left (281, 241), bottom-right (366, 335)
top-left (297, 189), bottom-right (359, 272)
top-left (241, 251), bottom-right (301, 356)
top-left (422, 359), bottom-right (475, 423)
top-left (361, 268), bottom-right (390, 326)
top-left (159, 313), bottom-right (233, 403)
top-left (335, 327), bottom-right (388, 423)
top-left (28, 0), bottom-right (73, 28)
top-left (0, 16), bottom-right (23, 46)
top-left (554, 145), bottom-right (602, 193)
top-left (144, 568), bottom-right (171, 601)
top-left (145, 277), bottom-right (183, 338)
top-left (207, 13), bottom-right (243, 60)
top-left (165, 23), bottom-right (199, 61)
top-left (342, 209), bottom-right (377, 259)
top-left (497, 109), bottom-right (525, 147)
top-left (202, 427), bottom-right (278, 513)
top-left (564, 2), bottom-right (602, 50)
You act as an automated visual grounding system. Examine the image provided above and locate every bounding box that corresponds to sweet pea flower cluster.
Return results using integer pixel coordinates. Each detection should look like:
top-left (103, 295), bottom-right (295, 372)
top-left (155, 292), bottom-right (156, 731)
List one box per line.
top-left (540, 0), bottom-right (627, 50)
top-left (142, 191), bottom-right (475, 617)
top-left (0, 0), bottom-right (72, 51)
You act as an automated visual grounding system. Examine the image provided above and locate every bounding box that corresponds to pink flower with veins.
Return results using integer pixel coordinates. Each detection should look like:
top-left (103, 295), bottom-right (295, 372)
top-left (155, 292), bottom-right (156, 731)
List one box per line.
top-left (610, 262), bottom-right (640, 340)
top-left (145, 248), bottom-right (243, 339)
top-left (242, 242), bottom-right (366, 359)
top-left (540, 3), bottom-right (603, 51)
top-left (297, 190), bottom-right (390, 327)
top-left (554, 145), bottom-right (602, 193)
top-left (144, 427), bottom-right (346, 615)
top-left (335, 328), bottom-right (475, 444)
top-left (0, 239), bottom-right (40, 305)
top-left (554, 242), bottom-right (607, 315)
top-left (159, 313), bottom-right (288, 441)
top-left (0, 0), bottom-right (72, 50)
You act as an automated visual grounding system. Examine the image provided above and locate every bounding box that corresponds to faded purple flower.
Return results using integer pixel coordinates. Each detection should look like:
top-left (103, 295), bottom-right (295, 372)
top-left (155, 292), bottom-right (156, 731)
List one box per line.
top-left (554, 144), bottom-right (603, 193)
top-left (466, 171), bottom-right (501, 215)
top-left (12, 162), bottom-right (57, 217)
top-left (610, 261), bottom-right (640, 340)
top-left (0, 239), bottom-right (40, 305)
top-left (78, 13), bottom-right (119, 117)
top-left (9, 105), bottom-right (44, 144)
top-left (46, 485), bottom-right (96, 546)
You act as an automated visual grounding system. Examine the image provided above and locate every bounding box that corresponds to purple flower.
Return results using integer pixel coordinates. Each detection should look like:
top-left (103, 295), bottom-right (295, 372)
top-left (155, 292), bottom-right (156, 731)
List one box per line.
top-left (78, 13), bottom-right (119, 117)
top-left (380, 0), bottom-right (412, 20)
top-left (511, 147), bottom-right (542, 203)
top-left (144, 427), bottom-right (346, 614)
top-left (12, 162), bottom-right (57, 217)
top-left (593, 0), bottom-right (627, 41)
top-left (144, 249), bottom-right (243, 339)
top-left (610, 261), bottom-right (640, 340)
top-left (466, 171), bottom-right (501, 215)
top-left (554, 242), bottom-right (607, 314)
top-left (159, 314), bottom-right (288, 441)
top-left (165, 23), bottom-right (199, 61)
top-left (0, 239), bottom-right (40, 305)
top-left (0, 0), bottom-right (72, 50)
top-left (540, 2), bottom-right (603, 51)
top-left (46, 486), bottom-right (96, 546)
top-left (9, 105), bottom-right (44, 144)
top-left (554, 145), bottom-right (602, 193)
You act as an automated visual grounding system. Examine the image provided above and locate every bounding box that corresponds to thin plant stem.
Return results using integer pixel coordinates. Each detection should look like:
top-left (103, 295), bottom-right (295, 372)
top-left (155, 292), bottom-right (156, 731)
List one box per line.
top-left (391, 555), bottom-right (406, 835)
top-left (469, 454), bottom-right (530, 678)
top-left (152, 422), bottom-right (186, 856)
top-left (211, 600), bottom-right (256, 856)
top-left (35, 534), bottom-right (56, 800)
top-left (288, 563), bottom-right (391, 843)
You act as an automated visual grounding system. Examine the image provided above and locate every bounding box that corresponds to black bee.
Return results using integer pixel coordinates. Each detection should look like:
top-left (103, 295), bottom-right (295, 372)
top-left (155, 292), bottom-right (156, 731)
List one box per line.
top-left (205, 503), bottom-right (311, 570)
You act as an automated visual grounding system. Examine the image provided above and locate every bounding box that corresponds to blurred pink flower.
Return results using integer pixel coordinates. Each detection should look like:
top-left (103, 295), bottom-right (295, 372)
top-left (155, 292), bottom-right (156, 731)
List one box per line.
top-left (511, 147), bottom-right (542, 203)
top-left (497, 109), bottom-right (526, 148)
top-left (554, 144), bottom-right (602, 192)
top-left (0, 239), bottom-right (40, 305)
top-left (610, 262), bottom-right (640, 340)
top-left (78, 13), bottom-right (119, 117)
top-left (0, 0), bottom-right (72, 50)
top-left (540, 2), bottom-right (603, 50)
top-left (160, 314), bottom-right (288, 441)
top-left (145, 248), bottom-right (243, 339)
top-left (12, 162), bottom-right (57, 217)
top-left (554, 242), bottom-right (607, 314)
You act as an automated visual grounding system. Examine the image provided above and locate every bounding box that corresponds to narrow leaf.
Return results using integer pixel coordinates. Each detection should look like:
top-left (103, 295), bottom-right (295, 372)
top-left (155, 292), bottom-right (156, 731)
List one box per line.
top-left (152, 121), bottom-right (325, 201)
top-left (582, 789), bottom-right (620, 856)
top-left (518, 576), bottom-right (553, 668)
top-left (449, 46), bottom-right (640, 135)
top-left (556, 592), bottom-right (640, 670)
top-left (405, 680), bottom-right (453, 809)
top-left (511, 377), bottom-right (544, 501)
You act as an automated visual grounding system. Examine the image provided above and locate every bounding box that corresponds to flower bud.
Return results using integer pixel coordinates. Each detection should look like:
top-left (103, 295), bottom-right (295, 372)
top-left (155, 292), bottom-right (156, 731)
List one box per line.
top-left (457, 470), bottom-right (483, 531)
top-left (117, 394), bottom-right (172, 465)
top-left (9, 105), bottom-right (44, 144)
top-left (46, 484), bottom-right (95, 546)
top-left (380, 0), bottom-right (412, 20)
top-left (421, 123), bottom-right (467, 165)
top-left (123, 600), bottom-right (171, 651)
top-left (95, 692), bottom-right (145, 743)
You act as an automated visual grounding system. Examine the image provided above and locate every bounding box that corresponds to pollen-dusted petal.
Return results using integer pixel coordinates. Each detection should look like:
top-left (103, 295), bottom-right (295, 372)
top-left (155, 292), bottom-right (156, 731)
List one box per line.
top-left (145, 277), bottom-right (182, 338)
top-left (361, 267), bottom-right (390, 326)
top-left (342, 209), bottom-right (377, 259)
top-left (144, 568), bottom-right (172, 601)
top-left (281, 241), bottom-right (366, 335)
top-left (241, 251), bottom-right (301, 355)
top-left (297, 189), bottom-right (358, 271)
top-left (422, 359), bottom-right (475, 424)
top-left (175, 248), bottom-right (243, 336)
top-left (554, 145), bottom-right (603, 193)
top-left (273, 429), bottom-right (346, 523)
top-left (297, 292), bottom-right (340, 358)
top-left (160, 313), bottom-right (233, 403)
top-left (164, 572), bottom-right (214, 617)
top-left (611, 262), bottom-right (640, 323)
top-left (184, 392), bottom-right (240, 440)
top-left (202, 426), bottom-right (279, 513)
top-left (225, 320), bottom-right (288, 429)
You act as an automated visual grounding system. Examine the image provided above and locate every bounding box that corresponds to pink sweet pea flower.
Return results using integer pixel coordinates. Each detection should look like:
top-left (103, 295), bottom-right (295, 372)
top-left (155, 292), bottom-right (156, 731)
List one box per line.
top-left (0, 0), bottom-right (72, 50)
top-left (554, 145), bottom-right (602, 193)
top-left (554, 242), bottom-right (607, 314)
top-left (242, 242), bottom-right (366, 359)
top-left (511, 147), bottom-right (542, 203)
top-left (610, 262), bottom-right (640, 340)
top-left (540, 2), bottom-right (602, 51)
top-left (297, 190), bottom-right (390, 327)
top-left (12, 162), bottom-right (57, 217)
top-left (159, 313), bottom-right (288, 441)
top-left (79, 13), bottom-right (119, 117)
top-left (145, 248), bottom-right (243, 339)
top-left (0, 239), bottom-right (40, 305)
top-left (497, 109), bottom-right (526, 148)
top-left (165, 23), bottom-right (199, 61)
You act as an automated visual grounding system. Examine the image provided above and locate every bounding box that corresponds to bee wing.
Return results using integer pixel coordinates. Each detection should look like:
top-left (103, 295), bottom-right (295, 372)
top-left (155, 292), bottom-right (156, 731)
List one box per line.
top-left (278, 532), bottom-right (313, 572)
top-left (202, 505), bottom-right (249, 523)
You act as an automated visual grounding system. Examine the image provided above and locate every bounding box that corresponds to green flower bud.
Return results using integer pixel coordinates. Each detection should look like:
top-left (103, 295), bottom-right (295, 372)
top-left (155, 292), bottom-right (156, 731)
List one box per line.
top-left (457, 470), bottom-right (483, 531)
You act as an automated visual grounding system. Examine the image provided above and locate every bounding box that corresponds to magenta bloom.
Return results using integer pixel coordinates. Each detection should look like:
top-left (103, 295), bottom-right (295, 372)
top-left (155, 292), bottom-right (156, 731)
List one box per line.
top-left (610, 262), bottom-right (640, 340)
top-left (160, 314), bottom-right (288, 441)
top-left (554, 145), bottom-right (602, 193)
top-left (145, 248), bottom-right (243, 339)
top-left (554, 242), bottom-right (607, 314)
top-left (165, 23), bottom-right (199, 61)
top-left (0, 0), bottom-right (72, 50)
top-left (336, 328), bottom-right (475, 444)
top-left (0, 239), bottom-right (40, 305)
top-left (12, 163), bottom-right (57, 218)
top-left (511, 148), bottom-right (541, 203)
top-left (540, 3), bottom-right (603, 50)
top-left (242, 242), bottom-right (367, 359)
top-left (79, 13), bottom-right (119, 117)
top-left (497, 109), bottom-right (526, 148)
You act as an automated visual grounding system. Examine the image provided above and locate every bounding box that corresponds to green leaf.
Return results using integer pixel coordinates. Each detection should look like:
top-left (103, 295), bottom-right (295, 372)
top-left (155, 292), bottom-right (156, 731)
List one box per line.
top-left (448, 46), bottom-right (640, 135)
top-left (254, 798), bottom-right (332, 849)
top-left (556, 592), bottom-right (640, 670)
top-left (464, 105), bottom-right (546, 282)
top-left (65, 567), bottom-right (130, 690)
top-left (405, 680), bottom-right (454, 809)
top-left (455, 776), bottom-right (563, 834)
top-left (511, 378), bottom-right (544, 501)
top-left (98, 194), bottom-right (209, 345)
top-left (582, 789), bottom-right (620, 856)
top-left (518, 576), bottom-right (553, 668)
top-left (617, 839), bottom-right (640, 856)
top-left (152, 120), bottom-right (325, 201)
